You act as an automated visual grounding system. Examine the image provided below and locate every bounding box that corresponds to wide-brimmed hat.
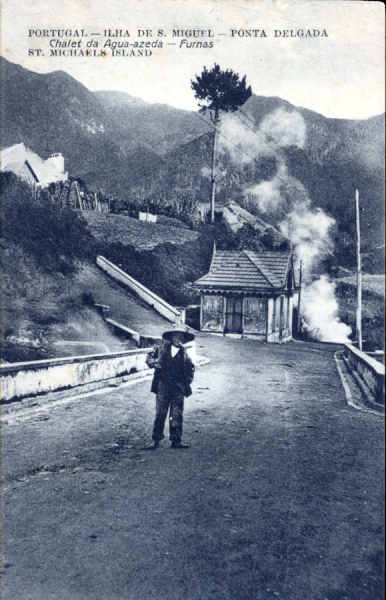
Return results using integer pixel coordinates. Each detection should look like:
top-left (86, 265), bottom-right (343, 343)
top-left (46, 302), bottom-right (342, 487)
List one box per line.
top-left (162, 324), bottom-right (195, 343)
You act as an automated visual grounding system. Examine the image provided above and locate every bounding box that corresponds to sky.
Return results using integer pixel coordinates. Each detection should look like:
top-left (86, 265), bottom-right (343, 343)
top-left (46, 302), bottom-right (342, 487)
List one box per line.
top-left (1, 0), bottom-right (384, 119)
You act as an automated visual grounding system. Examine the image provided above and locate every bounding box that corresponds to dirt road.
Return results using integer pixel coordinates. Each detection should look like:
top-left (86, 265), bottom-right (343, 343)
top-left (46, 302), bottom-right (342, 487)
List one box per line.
top-left (2, 337), bottom-right (384, 599)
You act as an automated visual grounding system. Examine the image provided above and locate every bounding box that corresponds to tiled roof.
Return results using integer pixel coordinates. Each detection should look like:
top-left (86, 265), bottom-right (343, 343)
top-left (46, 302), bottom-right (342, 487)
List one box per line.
top-left (194, 250), bottom-right (292, 291)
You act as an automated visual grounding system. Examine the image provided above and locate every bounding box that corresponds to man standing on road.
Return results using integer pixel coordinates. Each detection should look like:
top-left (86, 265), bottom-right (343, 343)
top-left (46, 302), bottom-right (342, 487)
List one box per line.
top-left (145, 326), bottom-right (195, 450)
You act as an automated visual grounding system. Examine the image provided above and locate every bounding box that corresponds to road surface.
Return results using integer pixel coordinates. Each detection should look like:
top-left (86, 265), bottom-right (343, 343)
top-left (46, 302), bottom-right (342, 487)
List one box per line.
top-left (2, 337), bottom-right (384, 600)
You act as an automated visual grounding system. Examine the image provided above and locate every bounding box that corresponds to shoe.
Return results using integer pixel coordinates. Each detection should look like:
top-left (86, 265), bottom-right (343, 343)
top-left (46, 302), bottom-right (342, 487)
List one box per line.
top-left (142, 442), bottom-right (159, 450)
top-left (171, 442), bottom-right (190, 449)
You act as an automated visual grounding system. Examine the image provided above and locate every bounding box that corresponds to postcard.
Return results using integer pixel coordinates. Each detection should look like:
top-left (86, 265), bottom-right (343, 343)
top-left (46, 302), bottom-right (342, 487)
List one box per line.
top-left (1, 1), bottom-right (384, 599)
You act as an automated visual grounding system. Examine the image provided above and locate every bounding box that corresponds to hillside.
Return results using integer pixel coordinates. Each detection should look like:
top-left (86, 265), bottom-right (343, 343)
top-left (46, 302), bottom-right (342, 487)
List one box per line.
top-left (335, 274), bottom-right (385, 351)
top-left (130, 97), bottom-right (384, 265)
top-left (0, 173), bottom-right (213, 361)
top-left (337, 274), bottom-right (385, 297)
top-left (0, 57), bottom-right (166, 195)
top-left (1, 56), bottom-right (384, 271)
top-left (2, 168), bottom-right (383, 360)
top-left (0, 173), bottom-right (113, 361)
top-left (74, 263), bottom-right (172, 339)
top-left (242, 97), bottom-right (384, 255)
top-left (1, 57), bottom-right (208, 195)
top-left (83, 212), bottom-right (199, 250)
top-left (95, 90), bottom-right (209, 155)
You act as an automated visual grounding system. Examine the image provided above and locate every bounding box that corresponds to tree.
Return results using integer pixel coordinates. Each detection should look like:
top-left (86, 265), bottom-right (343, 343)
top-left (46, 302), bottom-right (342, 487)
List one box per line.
top-left (191, 64), bottom-right (252, 223)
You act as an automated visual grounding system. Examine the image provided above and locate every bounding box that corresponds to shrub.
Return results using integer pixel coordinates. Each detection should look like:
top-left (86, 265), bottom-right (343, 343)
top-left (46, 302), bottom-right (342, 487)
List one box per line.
top-left (1, 172), bottom-right (95, 274)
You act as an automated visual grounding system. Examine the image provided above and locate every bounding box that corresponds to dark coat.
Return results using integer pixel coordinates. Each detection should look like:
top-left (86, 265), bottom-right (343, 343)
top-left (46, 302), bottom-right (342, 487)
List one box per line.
top-left (147, 342), bottom-right (195, 397)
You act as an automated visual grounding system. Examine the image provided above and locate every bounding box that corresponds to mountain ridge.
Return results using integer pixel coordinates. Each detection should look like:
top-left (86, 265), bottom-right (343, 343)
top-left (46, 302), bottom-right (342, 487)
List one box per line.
top-left (1, 56), bottom-right (384, 260)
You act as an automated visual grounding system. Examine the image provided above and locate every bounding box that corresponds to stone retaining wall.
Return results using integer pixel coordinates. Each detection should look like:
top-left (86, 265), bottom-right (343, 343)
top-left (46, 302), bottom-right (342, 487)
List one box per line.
top-left (1, 349), bottom-right (150, 403)
top-left (343, 344), bottom-right (384, 405)
top-left (96, 256), bottom-right (184, 323)
top-left (1, 341), bottom-right (197, 404)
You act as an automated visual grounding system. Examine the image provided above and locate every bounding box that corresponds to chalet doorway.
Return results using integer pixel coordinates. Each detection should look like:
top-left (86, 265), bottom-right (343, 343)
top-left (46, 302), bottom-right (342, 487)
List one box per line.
top-left (225, 296), bottom-right (243, 333)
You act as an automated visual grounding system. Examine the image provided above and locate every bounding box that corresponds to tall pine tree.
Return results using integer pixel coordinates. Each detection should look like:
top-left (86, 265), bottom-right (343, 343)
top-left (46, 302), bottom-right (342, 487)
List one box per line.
top-left (191, 64), bottom-right (252, 222)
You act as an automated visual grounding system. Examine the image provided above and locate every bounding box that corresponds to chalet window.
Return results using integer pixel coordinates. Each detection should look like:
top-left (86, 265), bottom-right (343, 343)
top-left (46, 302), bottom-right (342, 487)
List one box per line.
top-left (243, 297), bottom-right (267, 334)
top-left (201, 295), bottom-right (224, 331)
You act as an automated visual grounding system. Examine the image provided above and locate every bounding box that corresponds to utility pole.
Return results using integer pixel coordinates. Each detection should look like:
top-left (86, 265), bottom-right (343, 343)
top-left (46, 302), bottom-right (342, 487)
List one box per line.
top-left (297, 260), bottom-right (303, 337)
top-left (74, 181), bottom-right (83, 210)
top-left (210, 114), bottom-right (219, 224)
top-left (355, 188), bottom-right (363, 351)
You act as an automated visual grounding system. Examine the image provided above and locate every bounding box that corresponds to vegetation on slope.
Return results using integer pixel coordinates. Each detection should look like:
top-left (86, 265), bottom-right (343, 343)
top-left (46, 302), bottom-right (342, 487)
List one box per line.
top-left (0, 174), bottom-right (213, 360)
top-left (83, 212), bottom-right (199, 250)
top-left (3, 56), bottom-right (383, 266)
top-left (1, 172), bottom-right (94, 272)
top-left (0, 173), bottom-right (111, 361)
top-left (336, 275), bottom-right (385, 351)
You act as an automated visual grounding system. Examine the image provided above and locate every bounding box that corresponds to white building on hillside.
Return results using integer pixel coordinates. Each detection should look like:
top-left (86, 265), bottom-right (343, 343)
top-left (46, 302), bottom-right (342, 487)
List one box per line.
top-left (1, 143), bottom-right (68, 187)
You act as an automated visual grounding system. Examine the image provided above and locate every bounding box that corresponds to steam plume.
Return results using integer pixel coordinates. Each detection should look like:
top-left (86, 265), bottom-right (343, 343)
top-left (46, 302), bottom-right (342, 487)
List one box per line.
top-left (217, 105), bottom-right (351, 343)
top-left (219, 112), bottom-right (273, 163)
top-left (301, 276), bottom-right (352, 343)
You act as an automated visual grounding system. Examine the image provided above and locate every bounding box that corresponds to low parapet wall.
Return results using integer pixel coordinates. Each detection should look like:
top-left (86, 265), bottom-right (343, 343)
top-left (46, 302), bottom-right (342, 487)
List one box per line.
top-left (343, 344), bottom-right (384, 405)
top-left (1, 349), bottom-right (150, 403)
top-left (96, 256), bottom-right (183, 323)
top-left (1, 341), bottom-right (197, 404)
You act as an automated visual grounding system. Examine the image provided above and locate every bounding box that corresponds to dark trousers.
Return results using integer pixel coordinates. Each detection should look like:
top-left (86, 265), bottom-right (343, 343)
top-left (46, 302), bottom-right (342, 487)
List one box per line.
top-left (152, 381), bottom-right (184, 443)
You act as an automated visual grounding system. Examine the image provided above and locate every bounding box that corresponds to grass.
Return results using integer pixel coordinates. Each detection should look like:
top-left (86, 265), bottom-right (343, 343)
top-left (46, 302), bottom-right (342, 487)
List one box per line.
top-left (83, 212), bottom-right (198, 250)
top-left (335, 273), bottom-right (384, 351)
top-left (337, 274), bottom-right (385, 298)
top-left (2, 210), bottom-right (209, 361)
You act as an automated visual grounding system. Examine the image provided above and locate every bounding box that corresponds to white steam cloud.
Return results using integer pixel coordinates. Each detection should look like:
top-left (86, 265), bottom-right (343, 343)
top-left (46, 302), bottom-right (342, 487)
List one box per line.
top-left (302, 276), bottom-right (352, 343)
top-left (218, 107), bottom-right (307, 163)
top-left (219, 112), bottom-right (273, 163)
top-left (259, 108), bottom-right (306, 149)
top-left (218, 106), bottom-right (351, 343)
top-left (279, 203), bottom-right (335, 274)
top-left (245, 162), bottom-right (289, 213)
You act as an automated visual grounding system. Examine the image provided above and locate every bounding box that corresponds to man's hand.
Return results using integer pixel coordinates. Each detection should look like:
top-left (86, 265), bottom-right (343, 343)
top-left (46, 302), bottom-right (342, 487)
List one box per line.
top-left (146, 347), bottom-right (160, 368)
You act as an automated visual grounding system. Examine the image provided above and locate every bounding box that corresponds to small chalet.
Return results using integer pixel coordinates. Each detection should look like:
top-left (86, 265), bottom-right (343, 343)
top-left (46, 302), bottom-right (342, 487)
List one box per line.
top-left (193, 249), bottom-right (299, 342)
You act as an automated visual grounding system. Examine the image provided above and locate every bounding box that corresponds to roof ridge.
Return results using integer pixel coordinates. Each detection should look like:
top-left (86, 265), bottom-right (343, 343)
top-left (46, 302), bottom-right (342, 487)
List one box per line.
top-left (243, 250), bottom-right (277, 288)
top-left (256, 250), bottom-right (289, 254)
